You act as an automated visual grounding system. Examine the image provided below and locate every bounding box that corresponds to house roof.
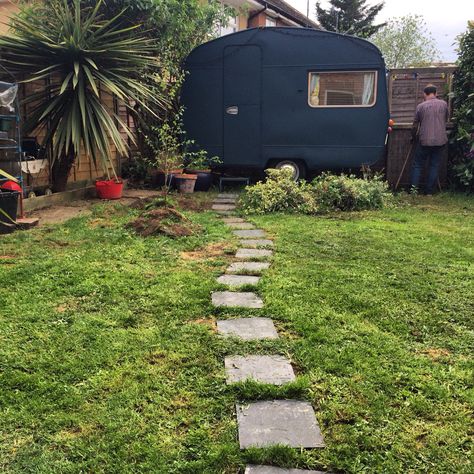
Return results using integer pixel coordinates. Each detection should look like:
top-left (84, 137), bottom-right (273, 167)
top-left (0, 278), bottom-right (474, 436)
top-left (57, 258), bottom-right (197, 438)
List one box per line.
top-left (255, 0), bottom-right (320, 29)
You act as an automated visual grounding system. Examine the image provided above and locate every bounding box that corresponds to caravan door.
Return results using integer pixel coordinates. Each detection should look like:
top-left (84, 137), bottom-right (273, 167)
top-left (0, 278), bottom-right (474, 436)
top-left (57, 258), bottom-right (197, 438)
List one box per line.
top-left (223, 45), bottom-right (261, 167)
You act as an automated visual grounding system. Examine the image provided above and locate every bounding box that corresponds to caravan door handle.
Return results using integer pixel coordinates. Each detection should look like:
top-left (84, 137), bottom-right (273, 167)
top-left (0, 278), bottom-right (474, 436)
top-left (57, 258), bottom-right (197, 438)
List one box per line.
top-left (226, 106), bottom-right (239, 115)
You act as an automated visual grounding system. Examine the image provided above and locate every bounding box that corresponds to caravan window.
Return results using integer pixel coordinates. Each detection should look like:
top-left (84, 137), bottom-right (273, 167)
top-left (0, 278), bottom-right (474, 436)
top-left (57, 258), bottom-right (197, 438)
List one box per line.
top-left (308, 71), bottom-right (377, 107)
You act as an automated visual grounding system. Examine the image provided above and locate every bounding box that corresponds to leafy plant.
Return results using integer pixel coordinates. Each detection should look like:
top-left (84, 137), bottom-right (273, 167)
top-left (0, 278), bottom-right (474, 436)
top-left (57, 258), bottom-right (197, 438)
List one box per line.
top-left (239, 169), bottom-right (392, 215)
top-left (450, 21), bottom-right (474, 192)
top-left (0, 0), bottom-right (165, 191)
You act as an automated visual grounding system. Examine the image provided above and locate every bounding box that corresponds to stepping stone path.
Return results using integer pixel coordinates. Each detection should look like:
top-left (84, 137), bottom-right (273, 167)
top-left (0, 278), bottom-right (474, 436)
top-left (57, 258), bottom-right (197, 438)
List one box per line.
top-left (245, 466), bottom-right (327, 474)
top-left (212, 291), bottom-right (263, 309)
top-left (240, 239), bottom-right (274, 248)
top-left (236, 248), bottom-right (273, 259)
top-left (225, 355), bottom-right (295, 385)
top-left (236, 400), bottom-right (325, 449)
top-left (217, 274), bottom-right (260, 287)
top-left (227, 261), bottom-right (271, 275)
top-left (216, 317), bottom-right (278, 340)
top-left (210, 194), bottom-right (326, 472)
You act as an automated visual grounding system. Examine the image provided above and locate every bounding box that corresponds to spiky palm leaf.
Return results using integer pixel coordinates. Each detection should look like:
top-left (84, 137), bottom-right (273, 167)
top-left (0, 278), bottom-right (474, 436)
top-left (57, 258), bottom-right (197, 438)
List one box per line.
top-left (0, 0), bottom-right (165, 174)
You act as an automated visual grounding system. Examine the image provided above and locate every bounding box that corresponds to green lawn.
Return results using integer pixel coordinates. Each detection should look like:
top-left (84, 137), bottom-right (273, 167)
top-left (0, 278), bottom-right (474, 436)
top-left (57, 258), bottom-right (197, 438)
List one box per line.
top-left (0, 193), bottom-right (472, 473)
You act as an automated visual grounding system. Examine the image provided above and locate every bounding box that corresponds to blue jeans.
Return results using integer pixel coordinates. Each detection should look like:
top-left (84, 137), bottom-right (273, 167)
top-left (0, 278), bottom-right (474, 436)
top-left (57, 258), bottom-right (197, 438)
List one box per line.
top-left (410, 144), bottom-right (445, 194)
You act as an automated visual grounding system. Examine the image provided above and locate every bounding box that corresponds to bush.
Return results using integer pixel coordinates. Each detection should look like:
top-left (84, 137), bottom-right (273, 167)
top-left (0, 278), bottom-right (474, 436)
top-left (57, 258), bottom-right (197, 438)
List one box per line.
top-left (239, 169), bottom-right (392, 215)
top-left (311, 172), bottom-right (392, 212)
top-left (239, 168), bottom-right (316, 215)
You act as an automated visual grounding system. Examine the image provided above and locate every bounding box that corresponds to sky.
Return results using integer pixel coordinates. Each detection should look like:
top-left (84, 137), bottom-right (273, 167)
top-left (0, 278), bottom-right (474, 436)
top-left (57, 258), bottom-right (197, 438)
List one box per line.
top-left (288, 0), bottom-right (473, 61)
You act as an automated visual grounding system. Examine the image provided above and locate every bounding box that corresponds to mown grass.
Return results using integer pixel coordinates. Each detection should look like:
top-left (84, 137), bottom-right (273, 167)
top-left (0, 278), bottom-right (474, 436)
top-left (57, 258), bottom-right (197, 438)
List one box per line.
top-left (0, 192), bottom-right (473, 473)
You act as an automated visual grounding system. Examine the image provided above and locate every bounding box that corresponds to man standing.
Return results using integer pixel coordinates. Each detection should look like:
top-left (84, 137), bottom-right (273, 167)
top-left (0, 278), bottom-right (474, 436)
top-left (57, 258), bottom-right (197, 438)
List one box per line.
top-left (411, 84), bottom-right (449, 195)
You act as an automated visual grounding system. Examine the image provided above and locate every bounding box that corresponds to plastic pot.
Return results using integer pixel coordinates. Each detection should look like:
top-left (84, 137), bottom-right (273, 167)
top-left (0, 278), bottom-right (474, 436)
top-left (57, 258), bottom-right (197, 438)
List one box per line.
top-left (0, 191), bottom-right (19, 234)
top-left (192, 170), bottom-right (213, 192)
top-left (175, 174), bottom-right (197, 194)
top-left (95, 179), bottom-right (124, 200)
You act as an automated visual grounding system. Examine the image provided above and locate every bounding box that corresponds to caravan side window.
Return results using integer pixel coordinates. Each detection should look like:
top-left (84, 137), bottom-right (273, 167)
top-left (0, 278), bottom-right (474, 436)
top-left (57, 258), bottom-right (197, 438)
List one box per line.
top-left (308, 71), bottom-right (377, 107)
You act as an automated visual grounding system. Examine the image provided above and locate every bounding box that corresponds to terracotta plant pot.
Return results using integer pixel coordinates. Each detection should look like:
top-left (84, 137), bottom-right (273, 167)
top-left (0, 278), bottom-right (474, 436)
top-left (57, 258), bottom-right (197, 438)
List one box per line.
top-left (186, 169), bottom-right (213, 192)
top-left (95, 179), bottom-right (124, 200)
top-left (175, 173), bottom-right (197, 194)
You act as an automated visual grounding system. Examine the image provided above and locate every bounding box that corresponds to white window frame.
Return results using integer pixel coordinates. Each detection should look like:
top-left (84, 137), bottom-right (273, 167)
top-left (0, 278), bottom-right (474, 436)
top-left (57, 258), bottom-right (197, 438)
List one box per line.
top-left (265, 16), bottom-right (277, 27)
top-left (308, 71), bottom-right (378, 108)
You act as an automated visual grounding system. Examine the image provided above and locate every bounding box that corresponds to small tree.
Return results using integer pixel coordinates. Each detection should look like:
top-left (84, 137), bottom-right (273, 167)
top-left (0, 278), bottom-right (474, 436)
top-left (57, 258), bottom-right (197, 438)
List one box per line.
top-left (371, 15), bottom-right (440, 68)
top-left (315, 0), bottom-right (386, 38)
top-left (450, 21), bottom-right (474, 192)
top-left (0, 0), bottom-right (164, 191)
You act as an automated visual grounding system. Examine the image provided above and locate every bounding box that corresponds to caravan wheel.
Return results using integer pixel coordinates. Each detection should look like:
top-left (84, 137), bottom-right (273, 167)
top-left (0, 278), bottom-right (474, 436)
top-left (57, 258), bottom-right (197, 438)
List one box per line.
top-left (274, 160), bottom-right (306, 181)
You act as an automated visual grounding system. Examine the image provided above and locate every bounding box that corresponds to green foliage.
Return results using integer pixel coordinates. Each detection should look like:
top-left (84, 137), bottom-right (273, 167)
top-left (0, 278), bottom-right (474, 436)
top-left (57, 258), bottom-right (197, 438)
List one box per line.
top-left (450, 21), bottom-right (474, 192)
top-left (371, 14), bottom-right (440, 68)
top-left (239, 169), bottom-right (392, 215)
top-left (311, 172), bottom-right (392, 212)
top-left (315, 0), bottom-right (385, 38)
top-left (0, 0), bottom-right (164, 177)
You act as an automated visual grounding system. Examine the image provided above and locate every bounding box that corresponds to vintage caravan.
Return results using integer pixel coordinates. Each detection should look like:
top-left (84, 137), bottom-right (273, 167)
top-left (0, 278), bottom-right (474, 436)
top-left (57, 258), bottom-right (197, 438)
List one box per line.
top-left (182, 27), bottom-right (390, 179)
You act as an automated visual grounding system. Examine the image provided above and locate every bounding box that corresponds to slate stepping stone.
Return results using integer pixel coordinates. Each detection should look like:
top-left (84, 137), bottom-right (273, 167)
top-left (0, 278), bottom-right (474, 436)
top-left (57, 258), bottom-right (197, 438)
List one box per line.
top-left (240, 239), bottom-right (274, 248)
top-left (217, 317), bottom-right (278, 340)
top-left (225, 355), bottom-right (295, 385)
top-left (212, 291), bottom-right (263, 308)
top-left (213, 198), bottom-right (237, 203)
top-left (218, 193), bottom-right (239, 199)
top-left (213, 204), bottom-right (236, 211)
top-left (236, 400), bottom-right (325, 449)
top-left (245, 466), bottom-right (326, 474)
top-left (236, 248), bottom-right (273, 259)
top-left (222, 217), bottom-right (246, 223)
top-left (227, 262), bottom-right (270, 275)
top-left (227, 223), bottom-right (255, 230)
top-left (217, 274), bottom-right (261, 287)
top-left (233, 229), bottom-right (266, 238)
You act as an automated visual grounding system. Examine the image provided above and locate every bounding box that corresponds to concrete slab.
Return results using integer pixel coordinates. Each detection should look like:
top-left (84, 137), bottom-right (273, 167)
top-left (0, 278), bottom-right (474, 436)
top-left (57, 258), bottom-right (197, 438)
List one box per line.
top-left (236, 400), bottom-right (325, 449)
top-left (227, 262), bottom-right (271, 275)
top-left (225, 355), bottom-right (295, 385)
top-left (240, 239), bottom-right (274, 248)
top-left (236, 248), bottom-right (273, 259)
top-left (222, 217), bottom-right (246, 224)
top-left (217, 275), bottom-right (261, 287)
top-left (245, 466), bottom-right (326, 474)
top-left (218, 193), bottom-right (239, 199)
top-left (217, 318), bottom-right (278, 340)
top-left (212, 291), bottom-right (263, 309)
top-left (233, 229), bottom-right (266, 238)
top-left (212, 204), bottom-right (236, 211)
top-left (213, 198), bottom-right (237, 204)
top-left (227, 223), bottom-right (255, 230)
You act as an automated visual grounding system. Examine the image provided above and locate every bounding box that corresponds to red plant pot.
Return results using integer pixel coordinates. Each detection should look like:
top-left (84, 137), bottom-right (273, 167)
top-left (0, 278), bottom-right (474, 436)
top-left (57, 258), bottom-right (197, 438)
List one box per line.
top-left (95, 179), bottom-right (124, 200)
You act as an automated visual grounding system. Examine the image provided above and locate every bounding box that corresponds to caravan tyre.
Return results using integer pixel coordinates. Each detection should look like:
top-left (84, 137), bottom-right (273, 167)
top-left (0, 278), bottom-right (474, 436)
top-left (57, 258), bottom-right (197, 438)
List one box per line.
top-left (274, 160), bottom-right (306, 181)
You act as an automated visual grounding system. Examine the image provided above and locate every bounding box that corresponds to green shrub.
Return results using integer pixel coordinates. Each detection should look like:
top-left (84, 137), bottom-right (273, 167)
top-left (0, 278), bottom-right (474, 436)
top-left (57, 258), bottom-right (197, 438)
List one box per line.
top-left (239, 169), bottom-right (392, 215)
top-left (239, 168), bottom-right (316, 215)
top-left (311, 172), bottom-right (392, 212)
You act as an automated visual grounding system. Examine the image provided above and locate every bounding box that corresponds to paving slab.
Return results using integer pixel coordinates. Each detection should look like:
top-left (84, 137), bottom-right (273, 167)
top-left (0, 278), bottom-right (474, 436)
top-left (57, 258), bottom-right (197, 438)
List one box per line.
top-left (212, 291), bottom-right (263, 309)
top-left (236, 248), bottom-right (273, 259)
top-left (218, 193), bottom-right (239, 199)
top-left (227, 262), bottom-right (271, 275)
top-left (222, 217), bottom-right (246, 224)
top-left (225, 355), bottom-right (295, 385)
top-left (236, 400), bottom-right (325, 449)
top-left (212, 204), bottom-right (236, 211)
top-left (213, 197), bottom-right (237, 203)
top-left (227, 223), bottom-right (255, 230)
top-left (233, 229), bottom-right (266, 238)
top-left (217, 317), bottom-right (278, 340)
top-left (245, 466), bottom-right (326, 474)
top-left (240, 239), bottom-right (274, 248)
top-left (217, 274), bottom-right (261, 287)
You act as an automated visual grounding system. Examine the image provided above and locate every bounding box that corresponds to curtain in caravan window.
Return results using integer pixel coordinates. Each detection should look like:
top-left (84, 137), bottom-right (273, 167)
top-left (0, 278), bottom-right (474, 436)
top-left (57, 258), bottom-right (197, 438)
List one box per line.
top-left (310, 74), bottom-right (320, 106)
top-left (362, 73), bottom-right (375, 105)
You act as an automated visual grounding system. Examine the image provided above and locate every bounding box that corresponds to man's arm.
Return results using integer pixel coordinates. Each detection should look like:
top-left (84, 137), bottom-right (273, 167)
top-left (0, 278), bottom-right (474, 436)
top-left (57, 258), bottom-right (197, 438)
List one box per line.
top-left (412, 106), bottom-right (421, 141)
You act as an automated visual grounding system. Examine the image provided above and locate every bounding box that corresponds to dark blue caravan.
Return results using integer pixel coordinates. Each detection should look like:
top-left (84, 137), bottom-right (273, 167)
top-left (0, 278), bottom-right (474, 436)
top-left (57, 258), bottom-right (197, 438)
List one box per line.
top-left (181, 27), bottom-right (389, 179)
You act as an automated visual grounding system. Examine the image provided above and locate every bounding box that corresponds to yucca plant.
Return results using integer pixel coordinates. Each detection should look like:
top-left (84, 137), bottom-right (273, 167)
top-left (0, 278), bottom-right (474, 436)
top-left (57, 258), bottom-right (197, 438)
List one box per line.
top-left (0, 0), bottom-right (165, 191)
